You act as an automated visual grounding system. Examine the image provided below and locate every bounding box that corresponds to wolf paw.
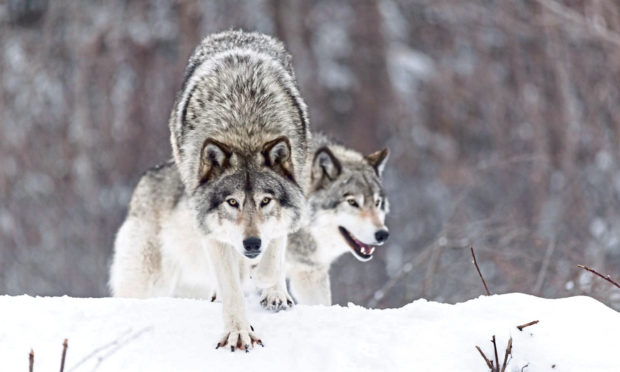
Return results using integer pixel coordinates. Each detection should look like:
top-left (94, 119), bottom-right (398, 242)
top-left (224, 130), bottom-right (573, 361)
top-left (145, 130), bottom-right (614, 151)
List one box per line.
top-left (260, 288), bottom-right (294, 312)
top-left (215, 325), bottom-right (263, 352)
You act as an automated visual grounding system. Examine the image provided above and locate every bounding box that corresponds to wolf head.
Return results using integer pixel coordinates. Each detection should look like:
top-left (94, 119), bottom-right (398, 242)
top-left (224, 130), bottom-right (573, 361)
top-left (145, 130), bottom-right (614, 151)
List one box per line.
top-left (190, 137), bottom-right (305, 259)
top-left (167, 31), bottom-right (311, 259)
top-left (308, 140), bottom-right (390, 262)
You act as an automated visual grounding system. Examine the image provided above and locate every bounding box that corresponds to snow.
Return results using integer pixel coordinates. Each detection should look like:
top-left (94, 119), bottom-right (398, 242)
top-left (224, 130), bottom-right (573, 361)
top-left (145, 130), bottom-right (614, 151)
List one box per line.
top-left (0, 293), bottom-right (618, 371)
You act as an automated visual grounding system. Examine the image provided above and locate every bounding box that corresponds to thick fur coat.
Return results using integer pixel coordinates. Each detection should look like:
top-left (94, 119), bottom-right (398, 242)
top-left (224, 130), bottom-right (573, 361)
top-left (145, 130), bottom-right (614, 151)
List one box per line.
top-left (110, 31), bottom-right (311, 352)
top-left (286, 134), bottom-right (390, 305)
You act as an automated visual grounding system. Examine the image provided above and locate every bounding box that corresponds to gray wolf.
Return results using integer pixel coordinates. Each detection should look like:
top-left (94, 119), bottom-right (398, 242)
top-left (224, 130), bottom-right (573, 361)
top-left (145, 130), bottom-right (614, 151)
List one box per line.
top-left (109, 30), bottom-right (310, 352)
top-left (286, 133), bottom-right (389, 305)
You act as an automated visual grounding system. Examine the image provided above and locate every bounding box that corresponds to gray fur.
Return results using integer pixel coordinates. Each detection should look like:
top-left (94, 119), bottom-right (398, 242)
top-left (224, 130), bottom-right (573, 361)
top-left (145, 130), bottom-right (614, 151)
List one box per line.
top-left (110, 31), bottom-right (311, 350)
top-left (169, 30), bottom-right (310, 194)
top-left (286, 133), bottom-right (390, 305)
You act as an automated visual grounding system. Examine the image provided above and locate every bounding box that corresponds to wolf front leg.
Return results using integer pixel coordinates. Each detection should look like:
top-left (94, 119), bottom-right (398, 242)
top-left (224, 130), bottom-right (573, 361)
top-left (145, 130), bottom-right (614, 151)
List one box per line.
top-left (288, 267), bottom-right (332, 305)
top-left (252, 236), bottom-right (293, 311)
top-left (204, 239), bottom-right (262, 352)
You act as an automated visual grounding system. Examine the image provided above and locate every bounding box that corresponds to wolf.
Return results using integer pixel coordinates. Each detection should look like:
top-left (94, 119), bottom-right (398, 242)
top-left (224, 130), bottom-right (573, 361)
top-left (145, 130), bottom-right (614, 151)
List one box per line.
top-left (109, 30), bottom-right (310, 352)
top-left (285, 134), bottom-right (389, 305)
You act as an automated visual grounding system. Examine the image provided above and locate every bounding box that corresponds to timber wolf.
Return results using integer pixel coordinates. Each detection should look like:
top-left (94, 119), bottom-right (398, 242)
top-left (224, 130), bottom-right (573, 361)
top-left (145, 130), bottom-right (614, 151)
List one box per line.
top-left (286, 133), bottom-right (389, 305)
top-left (109, 30), bottom-right (310, 352)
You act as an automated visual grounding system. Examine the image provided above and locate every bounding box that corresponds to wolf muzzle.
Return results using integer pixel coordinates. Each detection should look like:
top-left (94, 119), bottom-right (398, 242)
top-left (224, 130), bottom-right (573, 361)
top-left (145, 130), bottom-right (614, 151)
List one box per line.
top-left (243, 237), bottom-right (262, 258)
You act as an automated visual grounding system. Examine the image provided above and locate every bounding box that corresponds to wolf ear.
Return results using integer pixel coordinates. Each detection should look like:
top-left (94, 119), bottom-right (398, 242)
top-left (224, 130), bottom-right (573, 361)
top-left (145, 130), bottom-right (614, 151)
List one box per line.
top-left (262, 136), bottom-right (295, 181)
top-left (200, 139), bottom-right (232, 184)
top-left (312, 147), bottom-right (341, 183)
top-left (366, 148), bottom-right (389, 177)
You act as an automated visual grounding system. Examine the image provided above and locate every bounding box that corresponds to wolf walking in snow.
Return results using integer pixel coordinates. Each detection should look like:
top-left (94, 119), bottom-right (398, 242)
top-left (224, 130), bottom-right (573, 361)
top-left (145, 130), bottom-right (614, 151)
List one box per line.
top-left (286, 134), bottom-right (390, 305)
top-left (109, 30), bottom-right (310, 351)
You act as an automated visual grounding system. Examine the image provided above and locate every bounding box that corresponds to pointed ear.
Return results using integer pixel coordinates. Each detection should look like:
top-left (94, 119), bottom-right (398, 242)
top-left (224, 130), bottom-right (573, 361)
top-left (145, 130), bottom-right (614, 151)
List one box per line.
top-left (200, 139), bottom-right (232, 184)
top-left (312, 147), bottom-right (341, 183)
top-left (262, 136), bottom-right (295, 181)
top-left (366, 148), bottom-right (389, 177)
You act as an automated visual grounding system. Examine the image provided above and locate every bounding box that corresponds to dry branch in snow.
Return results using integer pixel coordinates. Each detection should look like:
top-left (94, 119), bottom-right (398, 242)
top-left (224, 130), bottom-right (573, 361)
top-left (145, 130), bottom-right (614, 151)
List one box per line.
top-left (60, 339), bottom-right (68, 372)
top-left (501, 337), bottom-right (512, 372)
top-left (29, 349), bottom-right (34, 372)
top-left (476, 345), bottom-right (494, 370)
top-left (492, 336), bottom-right (499, 372)
top-left (26, 338), bottom-right (69, 372)
top-left (517, 320), bottom-right (540, 331)
top-left (475, 335), bottom-right (513, 372)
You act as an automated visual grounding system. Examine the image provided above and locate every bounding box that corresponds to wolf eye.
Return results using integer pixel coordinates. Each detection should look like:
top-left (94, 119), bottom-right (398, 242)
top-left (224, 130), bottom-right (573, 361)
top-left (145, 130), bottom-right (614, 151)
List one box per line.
top-left (375, 199), bottom-right (381, 207)
top-left (347, 199), bottom-right (359, 208)
top-left (260, 197), bottom-right (272, 207)
top-left (227, 199), bottom-right (239, 208)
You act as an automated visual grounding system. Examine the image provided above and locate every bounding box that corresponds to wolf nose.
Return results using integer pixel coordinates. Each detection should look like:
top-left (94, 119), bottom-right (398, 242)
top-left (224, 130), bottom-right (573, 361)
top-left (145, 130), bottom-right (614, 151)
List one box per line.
top-left (375, 230), bottom-right (389, 243)
top-left (243, 237), bottom-right (262, 253)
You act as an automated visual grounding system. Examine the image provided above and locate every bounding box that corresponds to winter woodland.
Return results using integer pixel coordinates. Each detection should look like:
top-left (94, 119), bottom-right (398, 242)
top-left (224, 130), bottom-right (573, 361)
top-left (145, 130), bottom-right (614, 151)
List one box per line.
top-left (1, 0), bottom-right (620, 311)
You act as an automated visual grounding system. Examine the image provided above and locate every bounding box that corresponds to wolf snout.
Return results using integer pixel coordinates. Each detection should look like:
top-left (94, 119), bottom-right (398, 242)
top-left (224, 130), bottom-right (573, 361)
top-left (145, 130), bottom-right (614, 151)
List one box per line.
top-left (375, 229), bottom-right (389, 244)
top-left (243, 237), bottom-right (262, 258)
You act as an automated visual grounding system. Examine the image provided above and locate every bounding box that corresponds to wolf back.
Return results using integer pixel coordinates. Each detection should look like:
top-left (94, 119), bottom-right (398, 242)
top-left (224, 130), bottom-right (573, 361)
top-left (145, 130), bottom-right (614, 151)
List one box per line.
top-left (170, 31), bottom-right (310, 195)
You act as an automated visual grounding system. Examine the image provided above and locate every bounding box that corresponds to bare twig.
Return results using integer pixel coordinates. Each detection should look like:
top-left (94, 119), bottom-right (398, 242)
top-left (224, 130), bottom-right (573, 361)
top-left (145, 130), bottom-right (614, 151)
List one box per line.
top-left (577, 265), bottom-right (620, 289)
top-left (500, 337), bottom-right (513, 372)
top-left (60, 339), bottom-right (68, 372)
top-left (517, 320), bottom-right (540, 331)
top-left (492, 336), bottom-right (500, 372)
top-left (29, 349), bottom-right (34, 372)
top-left (470, 246), bottom-right (491, 295)
top-left (476, 335), bottom-right (513, 372)
top-left (476, 345), bottom-right (494, 370)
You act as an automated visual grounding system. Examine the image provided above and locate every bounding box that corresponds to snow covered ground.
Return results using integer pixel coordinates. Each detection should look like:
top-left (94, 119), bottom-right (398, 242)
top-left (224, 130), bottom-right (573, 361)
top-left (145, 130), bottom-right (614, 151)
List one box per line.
top-left (0, 293), bottom-right (618, 371)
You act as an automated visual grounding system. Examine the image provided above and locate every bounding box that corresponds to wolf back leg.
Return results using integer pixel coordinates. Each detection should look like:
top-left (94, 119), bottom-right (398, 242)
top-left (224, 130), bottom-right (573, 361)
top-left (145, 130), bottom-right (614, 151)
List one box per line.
top-left (109, 218), bottom-right (160, 298)
top-left (259, 276), bottom-right (293, 311)
top-left (288, 267), bottom-right (332, 306)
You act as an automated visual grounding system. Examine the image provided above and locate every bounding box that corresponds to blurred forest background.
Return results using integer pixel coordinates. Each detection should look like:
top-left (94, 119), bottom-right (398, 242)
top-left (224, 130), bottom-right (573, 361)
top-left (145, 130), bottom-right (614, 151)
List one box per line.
top-left (2, 0), bottom-right (620, 310)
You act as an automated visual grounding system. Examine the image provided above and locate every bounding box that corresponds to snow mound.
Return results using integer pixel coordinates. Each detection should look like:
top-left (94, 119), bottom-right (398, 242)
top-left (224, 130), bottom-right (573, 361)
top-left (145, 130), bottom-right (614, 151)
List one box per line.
top-left (0, 293), bottom-right (618, 371)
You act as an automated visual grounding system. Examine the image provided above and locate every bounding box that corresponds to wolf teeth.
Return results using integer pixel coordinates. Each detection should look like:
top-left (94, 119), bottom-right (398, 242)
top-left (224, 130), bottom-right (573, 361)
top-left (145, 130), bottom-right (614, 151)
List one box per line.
top-left (360, 246), bottom-right (375, 256)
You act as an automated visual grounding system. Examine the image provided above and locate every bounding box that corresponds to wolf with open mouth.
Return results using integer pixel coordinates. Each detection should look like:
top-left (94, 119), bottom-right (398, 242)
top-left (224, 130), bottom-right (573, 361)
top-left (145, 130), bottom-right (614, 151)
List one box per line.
top-left (286, 133), bottom-right (390, 305)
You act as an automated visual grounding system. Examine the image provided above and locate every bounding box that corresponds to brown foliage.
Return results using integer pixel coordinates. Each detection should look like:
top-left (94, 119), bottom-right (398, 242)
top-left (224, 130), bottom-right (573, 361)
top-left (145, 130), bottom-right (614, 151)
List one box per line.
top-left (1, 0), bottom-right (620, 309)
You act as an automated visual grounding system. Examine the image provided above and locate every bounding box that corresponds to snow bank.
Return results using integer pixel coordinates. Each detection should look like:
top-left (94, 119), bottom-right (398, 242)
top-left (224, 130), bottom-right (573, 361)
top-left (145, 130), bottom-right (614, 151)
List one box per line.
top-left (0, 293), bottom-right (618, 371)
